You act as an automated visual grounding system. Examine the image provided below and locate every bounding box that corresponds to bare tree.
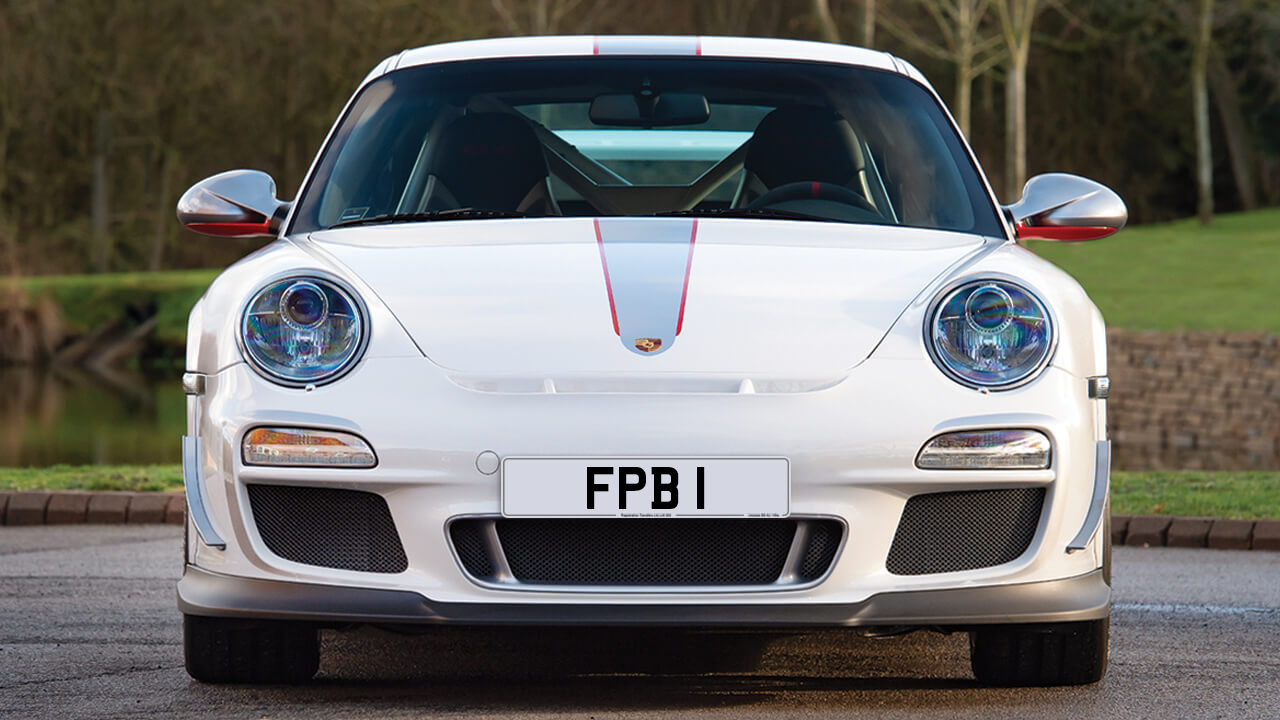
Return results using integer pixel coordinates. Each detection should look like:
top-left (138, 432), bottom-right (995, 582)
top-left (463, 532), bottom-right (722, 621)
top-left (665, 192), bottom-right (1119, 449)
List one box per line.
top-left (491, 0), bottom-right (632, 35)
top-left (863, 0), bottom-right (877, 47)
top-left (993, 0), bottom-right (1044, 200)
top-left (1191, 0), bottom-right (1215, 225)
top-left (697, 0), bottom-right (766, 35)
top-left (813, 0), bottom-right (841, 43)
top-left (880, 0), bottom-right (1005, 137)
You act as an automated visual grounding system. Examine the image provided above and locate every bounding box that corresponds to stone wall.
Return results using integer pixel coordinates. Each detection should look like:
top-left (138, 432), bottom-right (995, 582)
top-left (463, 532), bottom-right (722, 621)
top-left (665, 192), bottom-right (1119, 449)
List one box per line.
top-left (1108, 330), bottom-right (1280, 470)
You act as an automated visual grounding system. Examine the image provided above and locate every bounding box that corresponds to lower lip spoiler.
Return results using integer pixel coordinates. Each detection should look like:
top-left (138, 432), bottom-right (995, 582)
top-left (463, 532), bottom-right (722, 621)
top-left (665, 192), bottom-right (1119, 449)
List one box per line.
top-left (177, 565), bottom-right (1110, 627)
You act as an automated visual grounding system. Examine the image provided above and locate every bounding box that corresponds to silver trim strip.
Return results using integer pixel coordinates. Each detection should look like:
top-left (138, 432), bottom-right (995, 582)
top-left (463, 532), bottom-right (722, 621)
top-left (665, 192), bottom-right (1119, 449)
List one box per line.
top-left (479, 519), bottom-right (516, 584)
top-left (183, 435), bottom-right (226, 550)
top-left (1066, 440), bottom-right (1111, 553)
top-left (776, 519), bottom-right (813, 584)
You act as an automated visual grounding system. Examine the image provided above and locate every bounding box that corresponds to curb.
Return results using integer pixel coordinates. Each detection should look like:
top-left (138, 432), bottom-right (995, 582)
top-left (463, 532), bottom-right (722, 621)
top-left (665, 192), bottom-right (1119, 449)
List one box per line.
top-left (0, 491), bottom-right (185, 527)
top-left (1, 491), bottom-right (1278, 551)
top-left (1111, 514), bottom-right (1280, 551)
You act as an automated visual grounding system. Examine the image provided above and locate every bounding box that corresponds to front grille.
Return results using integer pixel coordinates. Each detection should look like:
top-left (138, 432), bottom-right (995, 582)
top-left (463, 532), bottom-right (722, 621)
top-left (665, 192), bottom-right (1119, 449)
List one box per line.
top-left (449, 517), bottom-right (843, 587)
top-left (886, 487), bottom-right (1045, 575)
top-left (246, 484), bottom-right (407, 573)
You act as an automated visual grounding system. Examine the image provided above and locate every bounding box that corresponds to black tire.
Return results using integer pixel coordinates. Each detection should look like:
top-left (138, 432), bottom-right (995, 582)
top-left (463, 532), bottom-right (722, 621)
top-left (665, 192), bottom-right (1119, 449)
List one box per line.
top-left (969, 618), bottom-right (1109, 686)
top-left (184, 614), bottom-right (320, 684)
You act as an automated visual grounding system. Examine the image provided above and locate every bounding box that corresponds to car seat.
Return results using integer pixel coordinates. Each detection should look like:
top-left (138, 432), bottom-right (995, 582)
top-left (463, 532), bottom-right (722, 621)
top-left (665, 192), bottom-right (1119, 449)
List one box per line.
top-left (732, 105), bottom-right (868, 208)
top-left (417, 112), bottom-right (559, 215)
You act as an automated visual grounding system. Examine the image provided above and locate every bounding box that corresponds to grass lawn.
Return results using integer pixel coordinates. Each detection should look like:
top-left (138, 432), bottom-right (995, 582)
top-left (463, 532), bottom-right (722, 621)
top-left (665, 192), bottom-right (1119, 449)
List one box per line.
top-left (1111, 471), bottom-right (1280, 520)
top-left (0, 465), bottom-right (184, 493)
top-left (1029, 207), bottom-right (1280, 333)
top-left (1, 465), bottom-right (1275, 520)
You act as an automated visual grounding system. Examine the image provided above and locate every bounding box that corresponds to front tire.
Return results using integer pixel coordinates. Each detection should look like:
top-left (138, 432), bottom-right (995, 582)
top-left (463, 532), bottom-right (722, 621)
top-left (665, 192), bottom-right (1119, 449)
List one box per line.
top-left (969, 618), bottom-right (1109, 686)
top-left (184, 614), bottom-right (320, 684)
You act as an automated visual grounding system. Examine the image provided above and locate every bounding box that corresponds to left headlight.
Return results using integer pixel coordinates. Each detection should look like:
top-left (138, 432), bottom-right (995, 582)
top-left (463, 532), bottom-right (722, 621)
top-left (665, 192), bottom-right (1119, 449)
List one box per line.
top-left (926, 278), bottom-right (1054, 389)
top-left (240, 276), bottom-right (366, 385)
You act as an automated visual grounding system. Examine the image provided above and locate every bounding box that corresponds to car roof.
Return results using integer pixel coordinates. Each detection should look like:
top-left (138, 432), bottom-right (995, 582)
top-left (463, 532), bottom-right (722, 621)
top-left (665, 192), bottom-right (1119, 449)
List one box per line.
top-left (361, 35), bottom-right (927, 88)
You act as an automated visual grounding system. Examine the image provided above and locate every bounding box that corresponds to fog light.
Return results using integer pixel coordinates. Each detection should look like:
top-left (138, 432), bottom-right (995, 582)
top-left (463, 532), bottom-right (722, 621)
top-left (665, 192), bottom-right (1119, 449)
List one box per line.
top-left (916, 429), bottom-right (1050, 469)
top-left (242, 427), bottom-right (376, 467)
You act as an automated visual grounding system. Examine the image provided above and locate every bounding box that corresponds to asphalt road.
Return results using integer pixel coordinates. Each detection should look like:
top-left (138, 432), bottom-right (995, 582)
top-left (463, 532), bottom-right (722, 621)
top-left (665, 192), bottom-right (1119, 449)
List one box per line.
top-left (1, 526), bottom-right (1277, 719)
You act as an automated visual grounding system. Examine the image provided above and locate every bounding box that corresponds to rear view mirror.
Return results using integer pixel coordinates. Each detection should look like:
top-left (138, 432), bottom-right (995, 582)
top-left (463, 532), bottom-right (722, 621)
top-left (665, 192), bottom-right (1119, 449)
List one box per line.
top-left (176, 169), bottom-right (292, 238)
top-left (1006, 173), bottom-right (1127, 242)
top-left (589, 92), bottom-right (710, 127)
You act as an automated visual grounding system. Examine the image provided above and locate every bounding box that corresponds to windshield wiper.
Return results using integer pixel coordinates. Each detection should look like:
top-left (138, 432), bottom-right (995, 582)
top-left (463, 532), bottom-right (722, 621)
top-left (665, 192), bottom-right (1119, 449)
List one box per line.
top-left (330, 208), bottom-right (527, 229)
top-left (655, 207), bottom-right (843, 223)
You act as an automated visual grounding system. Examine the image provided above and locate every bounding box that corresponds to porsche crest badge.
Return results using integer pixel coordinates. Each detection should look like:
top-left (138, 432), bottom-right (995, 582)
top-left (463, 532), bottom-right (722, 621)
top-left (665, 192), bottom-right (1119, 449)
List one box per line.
top-left (634, 337), bottom-right (663, 353)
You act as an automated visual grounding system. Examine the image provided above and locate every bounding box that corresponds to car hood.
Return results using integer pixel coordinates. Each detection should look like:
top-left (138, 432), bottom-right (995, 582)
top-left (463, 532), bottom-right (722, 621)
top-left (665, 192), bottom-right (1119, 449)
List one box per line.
top-left (308, 218), bottom-right (988, 384)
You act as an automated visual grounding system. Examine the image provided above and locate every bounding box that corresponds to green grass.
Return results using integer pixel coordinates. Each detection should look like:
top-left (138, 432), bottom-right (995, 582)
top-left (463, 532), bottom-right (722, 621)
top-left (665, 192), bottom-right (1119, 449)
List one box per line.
top-left (1029, 208), bottom-right (1280, 333)
top-left (9, 269), bottom-right (219, 346)
top-left (0, 464), bottom-right (184, 493)
top-left (1111, 471), bottom-right (1280, 520)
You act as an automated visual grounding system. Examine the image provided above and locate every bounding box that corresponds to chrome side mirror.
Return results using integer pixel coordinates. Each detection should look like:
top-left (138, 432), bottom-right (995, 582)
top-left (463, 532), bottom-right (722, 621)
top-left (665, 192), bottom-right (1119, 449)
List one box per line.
top-left (1005, 173), bottom-right (1127, 242)
top-left (176, 170), bottom-right (292, 238)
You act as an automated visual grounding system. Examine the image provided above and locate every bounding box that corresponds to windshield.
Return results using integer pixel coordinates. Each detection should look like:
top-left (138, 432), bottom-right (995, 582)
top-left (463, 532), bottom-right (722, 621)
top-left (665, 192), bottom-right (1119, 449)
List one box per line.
top-left (289, 57), bottom-right (1002, 236)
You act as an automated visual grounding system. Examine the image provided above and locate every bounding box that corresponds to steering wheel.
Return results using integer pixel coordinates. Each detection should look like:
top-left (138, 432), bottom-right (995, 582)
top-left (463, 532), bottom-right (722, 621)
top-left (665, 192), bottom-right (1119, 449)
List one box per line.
top-left (749, 181), bottom-right (879, 214)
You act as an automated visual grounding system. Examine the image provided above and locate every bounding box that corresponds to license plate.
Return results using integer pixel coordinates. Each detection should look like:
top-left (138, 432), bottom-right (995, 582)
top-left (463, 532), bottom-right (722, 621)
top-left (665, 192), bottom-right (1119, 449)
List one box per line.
top-left (501, 457), bottom-right (789, 518)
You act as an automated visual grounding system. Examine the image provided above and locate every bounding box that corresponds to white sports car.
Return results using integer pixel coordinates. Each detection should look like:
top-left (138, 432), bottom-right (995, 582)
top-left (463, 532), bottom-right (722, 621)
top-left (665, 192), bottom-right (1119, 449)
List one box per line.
top-left (175, 35), bottom-right (1125, 686)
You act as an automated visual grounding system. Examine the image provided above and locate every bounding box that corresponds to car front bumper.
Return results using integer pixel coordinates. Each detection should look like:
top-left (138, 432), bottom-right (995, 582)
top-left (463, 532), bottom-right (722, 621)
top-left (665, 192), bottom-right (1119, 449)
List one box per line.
top-left (181, 355), bottom-right (1109, 623)
top-left (178, 565), bottom-right (1110, 627)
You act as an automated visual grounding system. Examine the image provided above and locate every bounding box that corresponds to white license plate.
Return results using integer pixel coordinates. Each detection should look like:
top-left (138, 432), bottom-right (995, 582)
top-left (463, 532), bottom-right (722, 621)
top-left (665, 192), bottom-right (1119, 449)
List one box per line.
top-left (501, 457), bottom-right (789, 518)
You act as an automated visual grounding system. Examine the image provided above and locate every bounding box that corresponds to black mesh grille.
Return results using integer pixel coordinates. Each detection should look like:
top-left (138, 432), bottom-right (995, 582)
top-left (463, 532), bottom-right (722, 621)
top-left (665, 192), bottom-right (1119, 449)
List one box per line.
top-left (449, 519), bottom-right (494, 578)
top-left (886, 487), bottom-right (1045, 575)
top-left (246, 484), bottom-right (407, 574)
top-left (450, 518), bottom-right (842, 586)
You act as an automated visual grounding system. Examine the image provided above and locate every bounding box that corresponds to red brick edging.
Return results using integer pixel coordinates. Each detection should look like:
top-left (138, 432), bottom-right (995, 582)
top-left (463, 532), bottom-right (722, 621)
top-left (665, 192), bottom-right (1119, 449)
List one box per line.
top-left (1, 491), bottom-right (1278, 551)
top-left (0, 491), bottom-right (185, 526)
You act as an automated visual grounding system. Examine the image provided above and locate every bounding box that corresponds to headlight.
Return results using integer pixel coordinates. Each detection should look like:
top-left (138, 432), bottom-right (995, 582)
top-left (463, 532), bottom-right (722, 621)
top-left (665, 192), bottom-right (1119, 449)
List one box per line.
top-left (927, 279), bottom-right (1053, 388)
top-left (240, 276), bottom-right (366, 385)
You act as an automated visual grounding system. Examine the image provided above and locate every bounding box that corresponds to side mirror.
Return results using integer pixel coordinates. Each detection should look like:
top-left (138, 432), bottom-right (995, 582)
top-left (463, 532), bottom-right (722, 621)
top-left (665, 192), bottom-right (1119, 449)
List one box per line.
top-left (1005, 173), bottom-right (1127, 242)
top-left (176, 169), bottom-right (292, 238)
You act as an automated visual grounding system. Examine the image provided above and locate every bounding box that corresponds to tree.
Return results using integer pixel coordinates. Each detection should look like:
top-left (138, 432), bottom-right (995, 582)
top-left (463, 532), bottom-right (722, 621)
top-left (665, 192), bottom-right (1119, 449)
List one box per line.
top-left (880, 0), bottom-right (1006, 136)
top-left (1191, 0), bottom-right (1215, 224)
top-left (813, 0), bottom-right (841, 43)
top-left (994, 0), bottom-right (1045, 200)
top-left (490, 0), bottom-right (634, 35)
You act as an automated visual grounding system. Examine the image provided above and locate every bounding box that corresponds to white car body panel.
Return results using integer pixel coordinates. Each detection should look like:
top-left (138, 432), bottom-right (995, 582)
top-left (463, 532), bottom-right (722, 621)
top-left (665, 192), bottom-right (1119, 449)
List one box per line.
top-left (180, 36), bottom-right (1111, 633)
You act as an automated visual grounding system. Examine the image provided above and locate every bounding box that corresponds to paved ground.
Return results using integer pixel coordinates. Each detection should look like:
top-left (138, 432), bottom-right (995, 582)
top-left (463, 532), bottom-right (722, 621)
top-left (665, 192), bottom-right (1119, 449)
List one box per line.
top-left (0, 526), bottom-right (1277, 719)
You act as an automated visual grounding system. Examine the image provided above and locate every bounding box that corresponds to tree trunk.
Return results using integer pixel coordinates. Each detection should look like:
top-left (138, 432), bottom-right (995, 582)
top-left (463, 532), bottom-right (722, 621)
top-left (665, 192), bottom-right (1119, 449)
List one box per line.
top-left (813, 0), bottom-right (840, 43)
top-left (1208, 49), bottom-right (1256, 211)
top-left (91, 112), bottom-right (111, 273)
top-left (148, 151), bottom-right (173, 271)
top-left (1192, 0), bottom-right (1214, 225)
top-left (1004, 59), bottom-right (1026, 201)
top-left (957, 64), bottom-right (974, 138)
top-left (863, 0), bottom-right (876, 48)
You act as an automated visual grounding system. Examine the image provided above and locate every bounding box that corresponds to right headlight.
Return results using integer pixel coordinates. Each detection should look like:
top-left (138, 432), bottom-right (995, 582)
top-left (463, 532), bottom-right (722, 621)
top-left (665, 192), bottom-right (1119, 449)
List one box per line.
top-left (240, 275), bottom-right (367, 385)
top-left (926, 278), bottom-right (1054, 389)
